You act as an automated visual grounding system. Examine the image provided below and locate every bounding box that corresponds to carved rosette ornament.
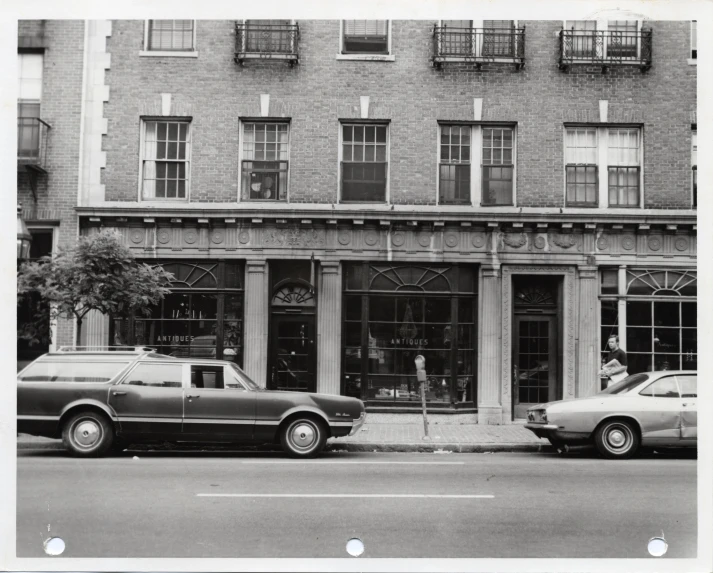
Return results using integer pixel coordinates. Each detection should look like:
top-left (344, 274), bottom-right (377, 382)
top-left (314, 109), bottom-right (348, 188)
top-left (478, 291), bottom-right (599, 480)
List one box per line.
top-left (238, 231), bottom-right (250, 244)
top-left (211, 230), bottom-right (225, 244)
top-left (444, 233), bottom-right (459, 248)
top-left (675, 237), bottom-right (689, 252)
top-left (364, 231), bottom-right (379, 246)
top-left (471, 233), bottom-right (486, 248)
top-left (534, 236), bottom-right (546, 250)
top-left (157, 229), bottom-right (171, 244)
top-left (391, 232), bottom-right (406, 247)
top-left (130, 229), bottom-right (144, 244)
top-left (647, 236), bottom-right (662, 251)
top-left (551, 233), bottom-right (577, 249)
top-left (596, 236), bottom-right (609, 250)
top-left (621, 235), bottom-right (635, 250)
top-left (417, 232), bottom-right (432, 248)
top-left (502, 232), bottom-right (526, 249)
top-left (338, 230), bottom-right (351, 246)
top-left (184, 229), bottom-right (198, 244)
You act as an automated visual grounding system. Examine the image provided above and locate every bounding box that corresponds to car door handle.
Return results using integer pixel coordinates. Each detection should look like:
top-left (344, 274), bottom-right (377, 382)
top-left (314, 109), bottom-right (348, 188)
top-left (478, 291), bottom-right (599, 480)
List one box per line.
top-left (185, 394), bottom-right (200, 399)
top-left (112, 391), bottom-right (127, 396)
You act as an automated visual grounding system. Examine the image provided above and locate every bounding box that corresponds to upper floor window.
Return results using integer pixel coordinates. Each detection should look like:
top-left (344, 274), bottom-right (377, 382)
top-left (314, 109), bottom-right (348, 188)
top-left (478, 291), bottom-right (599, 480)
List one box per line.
top-left (147, 20), bottom-right (195, 51)
top-left (18, 53), bottom-right (43, 157)
top-left (340, 123), bottom-right (388, 202)
top-left (141, 120), bottom-right (191, 200)
top-left (342, 20), bottom-right (389, 54)
top-left (438, 123), bottom-right (515, 206)
top-left (692, 128), bottom-right (697, 207)
top-left (565, 126), bottom-right (641, 208)
top-left (691, 21), bottom-right (697, 59)
top-left (241, 122), bottom-right (289, 201)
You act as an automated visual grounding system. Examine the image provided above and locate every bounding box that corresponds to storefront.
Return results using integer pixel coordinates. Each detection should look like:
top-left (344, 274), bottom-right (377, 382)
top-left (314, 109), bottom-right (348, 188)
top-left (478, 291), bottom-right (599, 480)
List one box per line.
top-left (111, 260), bottom-right (244, 365)
top-left (341, 262), bottom-right (477, 409)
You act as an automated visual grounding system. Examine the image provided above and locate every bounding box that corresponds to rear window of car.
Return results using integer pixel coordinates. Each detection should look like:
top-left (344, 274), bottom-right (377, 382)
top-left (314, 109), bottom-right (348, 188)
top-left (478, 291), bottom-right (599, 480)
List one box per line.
top-left (18, 361), bottom-right (131, 383)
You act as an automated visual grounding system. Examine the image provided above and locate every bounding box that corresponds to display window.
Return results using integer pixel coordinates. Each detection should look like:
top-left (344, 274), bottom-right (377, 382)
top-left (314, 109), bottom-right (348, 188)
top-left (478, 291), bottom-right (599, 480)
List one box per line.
top-left (343, 263), bottom-right (477, 406)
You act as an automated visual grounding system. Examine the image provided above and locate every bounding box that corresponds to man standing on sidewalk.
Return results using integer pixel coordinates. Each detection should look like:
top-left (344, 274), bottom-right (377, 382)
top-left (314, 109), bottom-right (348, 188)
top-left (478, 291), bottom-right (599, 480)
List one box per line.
top-left (600, 335), bottom-right (629, 388)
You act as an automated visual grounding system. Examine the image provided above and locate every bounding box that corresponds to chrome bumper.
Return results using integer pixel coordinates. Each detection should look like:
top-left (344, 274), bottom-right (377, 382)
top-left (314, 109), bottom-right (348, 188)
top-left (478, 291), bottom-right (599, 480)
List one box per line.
top-left (524, 423), bottom-right (558, 431)
top-left (348, 412), bottom-right (366, 436)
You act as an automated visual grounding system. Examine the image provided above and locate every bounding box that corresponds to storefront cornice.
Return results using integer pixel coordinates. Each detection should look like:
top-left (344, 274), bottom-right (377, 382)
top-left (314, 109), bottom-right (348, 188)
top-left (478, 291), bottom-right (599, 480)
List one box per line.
top-left (76, 205), bottom-right (697, 230)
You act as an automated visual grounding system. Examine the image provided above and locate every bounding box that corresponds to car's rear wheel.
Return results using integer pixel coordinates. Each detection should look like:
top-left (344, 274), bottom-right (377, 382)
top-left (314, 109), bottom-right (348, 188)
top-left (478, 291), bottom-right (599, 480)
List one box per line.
top-left (280, 416), bottom-right (327, 458)
top-left (594, 419), bottom-right (640, 459)
top-left (62, 411), bottom-right (113, 458)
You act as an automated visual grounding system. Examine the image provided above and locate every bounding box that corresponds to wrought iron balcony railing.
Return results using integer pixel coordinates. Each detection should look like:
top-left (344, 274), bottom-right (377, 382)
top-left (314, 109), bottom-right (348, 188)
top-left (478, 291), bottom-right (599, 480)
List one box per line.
top-left (234, 22), bottom-right (300, 66)
top-left (18, 117), bottom-right (51, 172)
top-left (559, 29), bottom-right (652, 72)
top-left (432, 25), bottom-right (525, 69)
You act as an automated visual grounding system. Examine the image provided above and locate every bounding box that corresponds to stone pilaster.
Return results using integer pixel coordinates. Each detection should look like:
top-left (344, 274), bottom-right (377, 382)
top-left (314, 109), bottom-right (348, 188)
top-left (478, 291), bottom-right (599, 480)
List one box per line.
top-left (244, 260), bottom-right (269, 387)
top-left (577, 265), bottom-right (599, 397)
top-left (317, 262), bottom-right (342, 395)
top-left (478, 263), bottom-right (503, 424)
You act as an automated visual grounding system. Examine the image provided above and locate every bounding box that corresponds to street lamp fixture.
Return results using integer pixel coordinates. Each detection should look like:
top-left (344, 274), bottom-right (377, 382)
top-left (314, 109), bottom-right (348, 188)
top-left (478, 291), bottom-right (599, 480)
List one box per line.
top-left (17, 204), bottom-right (32, 260)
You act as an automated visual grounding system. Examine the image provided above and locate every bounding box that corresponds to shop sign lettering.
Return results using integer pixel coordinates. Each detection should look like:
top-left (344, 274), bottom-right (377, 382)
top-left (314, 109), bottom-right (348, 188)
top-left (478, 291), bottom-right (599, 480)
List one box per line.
top-left (391, 338), bottom-right (429, 346)
top-left (156, 335), bottom-right (195, 343)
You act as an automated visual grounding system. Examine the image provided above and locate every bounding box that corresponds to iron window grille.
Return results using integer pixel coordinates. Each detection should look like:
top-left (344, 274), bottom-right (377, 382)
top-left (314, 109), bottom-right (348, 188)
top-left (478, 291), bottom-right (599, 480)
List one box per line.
top-left (342, 20), bottom-right (389, 54)
top-left (234, 21), bottom-right (300, 66)
top-left (148, 20), bottom-right (195, 51)
top-left (481, 127), bottom-right (514, 205)
top-left (559, 23), bottom-right (652, 72)
top-left (439, 125), bottom-right (471, 205)
top-left (142, 120), bottom-right (191, 200)
top-left (341, 123), bottom-right (388, 202)
top-left (432, 21), bottom-right (525, 69)
top-left (241, 122), bottom-right (289, 201)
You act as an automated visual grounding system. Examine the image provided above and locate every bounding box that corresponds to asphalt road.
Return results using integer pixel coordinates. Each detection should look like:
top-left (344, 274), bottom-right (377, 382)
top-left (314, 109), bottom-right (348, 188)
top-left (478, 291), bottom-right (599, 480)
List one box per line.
top-left (16, 449), bottom-right (697, 558)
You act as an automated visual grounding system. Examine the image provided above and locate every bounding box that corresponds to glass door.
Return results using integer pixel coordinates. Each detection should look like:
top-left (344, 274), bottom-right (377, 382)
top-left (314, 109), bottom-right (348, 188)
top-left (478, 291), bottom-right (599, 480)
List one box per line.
top-left (269, 315), bottom-right (316, 392)
top-left (513, 315), bottom-right (557, 419)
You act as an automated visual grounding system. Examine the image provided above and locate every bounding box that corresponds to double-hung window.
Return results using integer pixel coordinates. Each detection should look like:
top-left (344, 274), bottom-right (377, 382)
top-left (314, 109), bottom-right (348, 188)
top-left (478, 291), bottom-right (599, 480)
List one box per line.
top-left (341, 123), bottom-right (388, 202)
top-left (147, 20), bottom-right (195, 51)
top-left (141, 120), bottom-right (191, 200)
top-left (691, 21), bottom-right (697, 59)
top-left (438, 124), bottom-right (515, 206)
top-left (17, 53), bottom-right (43, 159)
top-left (565, 126), bottom-right (642, 208)
top-left (342, 20), bottom-right (389, 54)
top-left (241, 122), bottom-right (289, 201)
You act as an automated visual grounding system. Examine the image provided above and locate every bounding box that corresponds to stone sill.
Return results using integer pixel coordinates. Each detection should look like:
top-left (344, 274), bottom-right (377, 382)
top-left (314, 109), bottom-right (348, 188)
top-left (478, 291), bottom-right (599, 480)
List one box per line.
top-left (336, 54), bottom-right (395, 62)
top-left (688, 58), bottom-right (697, 65)
top-left (139, 51), bottom-right (199, 58)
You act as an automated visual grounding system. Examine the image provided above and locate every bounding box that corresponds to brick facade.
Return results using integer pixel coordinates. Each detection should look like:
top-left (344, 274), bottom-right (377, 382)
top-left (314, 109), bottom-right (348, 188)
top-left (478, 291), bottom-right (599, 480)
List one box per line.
top-left (101, 20), bottom-right (696, 209)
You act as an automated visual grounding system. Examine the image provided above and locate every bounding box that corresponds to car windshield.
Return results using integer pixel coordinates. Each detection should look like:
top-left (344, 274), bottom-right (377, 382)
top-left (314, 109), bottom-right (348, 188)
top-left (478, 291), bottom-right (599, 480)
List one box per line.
top-left (228, 363), bottom-right (262, 391)
top-left (600, 372), bottom-right (650, 395)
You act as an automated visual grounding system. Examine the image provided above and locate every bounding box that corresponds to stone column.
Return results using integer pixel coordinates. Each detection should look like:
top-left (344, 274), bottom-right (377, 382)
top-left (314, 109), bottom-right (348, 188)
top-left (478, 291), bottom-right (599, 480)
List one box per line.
top-left (317, 262), bottom-right (342, 395)
top-left (577, 265), bottom-right (599, 398)
top-left (244, 260), bottom-right (269, 387)
top-left (478, 263), bottom-right (503, 424)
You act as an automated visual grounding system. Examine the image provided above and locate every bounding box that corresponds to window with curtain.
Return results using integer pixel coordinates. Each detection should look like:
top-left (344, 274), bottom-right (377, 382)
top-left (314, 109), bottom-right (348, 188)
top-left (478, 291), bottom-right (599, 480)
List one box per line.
top-left (482, 20), bottom-right (516, 57)
top-left (565, 128), bottom-right (598, 206)
top-left (608, 128), bottom-right (640, 207)
top-left (481, 127), bottom-right (514, 205)
top-left (608, 21), bottom-right (638, 58)
top-left (564, 20), bottom-right (596, 58)
top-left (142, 120), bottom-right (191, 200)
top-left (439, 125), bottom-right (471, 205)
top-left (241, 122), bottom-right (289, 201)
top-left (342, 20), bottom-right (389, 54)
top-left (148, 20), bottom-right (195, 51)
top-left (440, 20), bottom-right (473, 56)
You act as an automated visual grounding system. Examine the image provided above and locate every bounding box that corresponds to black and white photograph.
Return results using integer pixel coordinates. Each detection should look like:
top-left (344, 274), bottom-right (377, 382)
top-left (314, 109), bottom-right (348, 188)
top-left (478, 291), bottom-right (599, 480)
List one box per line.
top-left (2, 1), bottom-right (712, 571)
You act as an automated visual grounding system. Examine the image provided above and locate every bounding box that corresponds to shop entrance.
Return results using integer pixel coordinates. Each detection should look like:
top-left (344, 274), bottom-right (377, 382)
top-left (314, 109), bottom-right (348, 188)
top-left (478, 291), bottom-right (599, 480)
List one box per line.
top-left (511, 276), bottom-right (561, 419)
top-left (268, 280), bottom-right (316, 392)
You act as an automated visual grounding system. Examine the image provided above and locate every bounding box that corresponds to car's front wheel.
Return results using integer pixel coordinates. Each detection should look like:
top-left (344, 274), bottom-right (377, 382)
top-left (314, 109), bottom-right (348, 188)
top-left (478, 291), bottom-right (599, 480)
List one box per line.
top-left (62, 410), bottom-right (114, 458)
top-left (594, 419), bottom-right (640, 459)
top-left (280, 417), bottom-right (327, 458)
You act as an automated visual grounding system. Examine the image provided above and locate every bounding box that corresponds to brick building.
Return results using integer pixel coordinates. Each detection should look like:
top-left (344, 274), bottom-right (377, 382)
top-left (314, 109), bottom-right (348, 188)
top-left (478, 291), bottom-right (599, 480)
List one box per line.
top-left (20, 20), bottom-right (698, 423)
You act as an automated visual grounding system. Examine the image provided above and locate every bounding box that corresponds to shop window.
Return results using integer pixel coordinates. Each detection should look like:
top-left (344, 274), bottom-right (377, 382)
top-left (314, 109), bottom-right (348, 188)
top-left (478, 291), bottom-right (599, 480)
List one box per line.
top-left (341, 123), bottom-right (388, 202)
top-left (146, 20), bottom-right (195, 51)
top-left (241, 122), bottom-right (289, 201)
top-left (342, 263), bottom-right (477, 405)
top-left (141, 120), bottom-right (191, 200)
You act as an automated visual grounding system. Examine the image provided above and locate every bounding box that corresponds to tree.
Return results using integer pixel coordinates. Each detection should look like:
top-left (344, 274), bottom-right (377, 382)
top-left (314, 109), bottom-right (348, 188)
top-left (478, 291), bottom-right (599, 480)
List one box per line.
top-left (18, 230), bottom-right (174, 346)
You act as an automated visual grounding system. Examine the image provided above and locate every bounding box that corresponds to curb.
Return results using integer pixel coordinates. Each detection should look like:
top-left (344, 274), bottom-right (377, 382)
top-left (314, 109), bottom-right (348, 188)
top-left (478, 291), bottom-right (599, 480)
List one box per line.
top-left (17, 438), bottom-right (553, 454)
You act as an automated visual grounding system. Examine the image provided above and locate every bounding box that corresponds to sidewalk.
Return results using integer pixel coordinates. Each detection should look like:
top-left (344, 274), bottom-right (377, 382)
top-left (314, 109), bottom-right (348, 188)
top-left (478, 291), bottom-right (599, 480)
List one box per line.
top-left (17, 418), bottom-right (553, 454)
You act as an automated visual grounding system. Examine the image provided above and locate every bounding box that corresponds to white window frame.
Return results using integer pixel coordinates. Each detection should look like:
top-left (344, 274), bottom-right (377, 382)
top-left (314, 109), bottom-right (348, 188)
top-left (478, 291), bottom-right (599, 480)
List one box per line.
top-left (692, 127), bottom-right (697, 207)
top-left (563, 125), bottom-right (644, 209)
top-left (337, 20), bottom-right (394, 62)
top-left (140, 20), bottom-right (198, 57)
top-left (689, 21), bottom-right (697, 65)
top-left (138, 118), bottom-right (192, 202)
top-left (338, 121), bottom-right (390, 204)
top-left (562, 20), bottom-right (642, 61)
top-left (437, 20), bottom-right (520, 59)
top-left (239, 19), bottom-right (297, 54)
top-left (436, 123), bottom-right (517, 207)
top-left (237, 119), bottom-right (291, 203)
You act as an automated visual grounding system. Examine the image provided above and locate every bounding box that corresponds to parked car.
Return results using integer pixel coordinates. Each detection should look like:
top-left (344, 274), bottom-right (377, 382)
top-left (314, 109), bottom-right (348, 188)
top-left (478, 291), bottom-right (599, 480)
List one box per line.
top-left (524, 371), bottom-right (697, 459)
top-left (17, 347), bottom-right (366, 458)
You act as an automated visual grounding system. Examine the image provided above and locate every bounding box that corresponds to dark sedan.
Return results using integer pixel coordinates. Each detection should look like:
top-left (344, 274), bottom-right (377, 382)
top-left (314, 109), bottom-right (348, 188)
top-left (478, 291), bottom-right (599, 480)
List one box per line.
top-left (17, 347), bottom-right (366, 458)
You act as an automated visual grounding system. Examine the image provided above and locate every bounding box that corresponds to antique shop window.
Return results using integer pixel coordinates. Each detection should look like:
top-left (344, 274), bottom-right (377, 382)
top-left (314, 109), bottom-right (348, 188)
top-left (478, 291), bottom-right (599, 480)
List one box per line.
top-left (341, 123), bottom-right (388, 202)
top-left (565, 126), bottom-right (642, 207)
top-left (599, 268), bottom-right (697, 375)
top-left (438, 123), bottom-right (516, 206)
top-left (241, 122), bottom-right (290, 201)
top-left (146, 20), bottom-right (195, 51)
top-left (141, 120), bottom-right (191, 200)
top-left (343, 263), bottom-right (477, 406)
top-left (111, 261), bottom-right (244, 365)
